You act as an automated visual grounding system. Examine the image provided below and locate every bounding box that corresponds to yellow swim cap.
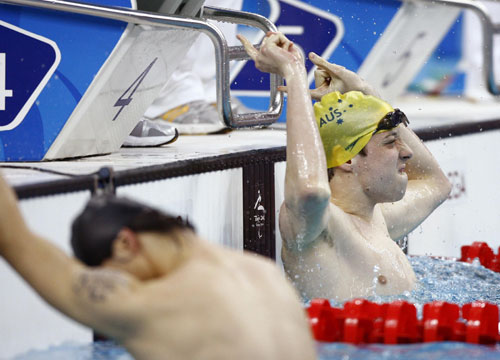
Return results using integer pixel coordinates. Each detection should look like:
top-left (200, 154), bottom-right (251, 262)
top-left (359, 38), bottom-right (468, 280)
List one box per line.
top-left (314, 91), bottom-right (394, 168)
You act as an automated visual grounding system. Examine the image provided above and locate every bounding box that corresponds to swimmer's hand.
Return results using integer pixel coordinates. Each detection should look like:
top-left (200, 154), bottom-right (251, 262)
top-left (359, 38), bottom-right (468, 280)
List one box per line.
top-left (278, 53), bottom-right (379, 100)
top-left (237, 32), bottom-right (304, 77)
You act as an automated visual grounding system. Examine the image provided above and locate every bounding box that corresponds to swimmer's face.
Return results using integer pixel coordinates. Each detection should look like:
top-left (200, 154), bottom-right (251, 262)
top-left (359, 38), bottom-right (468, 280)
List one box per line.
top-left (353, 126), bottom-right (413, 203)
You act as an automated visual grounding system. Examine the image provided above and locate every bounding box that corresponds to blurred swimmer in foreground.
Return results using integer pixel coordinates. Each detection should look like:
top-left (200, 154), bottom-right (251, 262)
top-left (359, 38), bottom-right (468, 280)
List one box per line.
top-left (0, 177), bottom-right (316, 360)
top-left (238, 32), bottom-right (451, 302)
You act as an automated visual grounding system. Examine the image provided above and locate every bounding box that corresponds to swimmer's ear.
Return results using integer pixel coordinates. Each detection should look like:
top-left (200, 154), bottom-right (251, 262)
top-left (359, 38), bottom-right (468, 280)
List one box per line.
top-left (337, 159), bottom-right (353, 173)
top-left (112, 228), bottom-right (141, 262)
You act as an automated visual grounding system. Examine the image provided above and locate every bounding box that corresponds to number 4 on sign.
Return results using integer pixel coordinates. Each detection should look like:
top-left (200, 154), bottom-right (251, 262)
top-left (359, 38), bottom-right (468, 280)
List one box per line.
top-left (113, 57), bottom-right (157, 121)
top-left (0, 53), bottom-right (14, 111)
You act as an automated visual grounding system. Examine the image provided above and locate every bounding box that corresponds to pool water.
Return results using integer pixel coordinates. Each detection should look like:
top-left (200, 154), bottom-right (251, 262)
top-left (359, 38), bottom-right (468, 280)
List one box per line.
top-left (317, 342), bottom-right (500, 360)
top-left (11, 257), bottom-right (500, 360)
top-left (11, 341), bottom-right (132, 360)
top-left (12, 340), bottom-right (500, 360)
top-left (324, 255), bottom-right (500, 309)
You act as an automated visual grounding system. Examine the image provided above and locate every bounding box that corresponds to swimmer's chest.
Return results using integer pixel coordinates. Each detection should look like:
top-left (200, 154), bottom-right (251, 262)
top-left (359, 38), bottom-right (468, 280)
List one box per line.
top-left (323, 212), bottom-right (411, 280)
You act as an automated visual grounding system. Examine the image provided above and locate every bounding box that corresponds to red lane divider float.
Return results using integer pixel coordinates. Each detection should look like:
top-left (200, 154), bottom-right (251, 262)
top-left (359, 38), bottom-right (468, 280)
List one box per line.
top-left (460, 241), bottom-right (500, 273)
top-left (307, 299), bottom-right (500, 345)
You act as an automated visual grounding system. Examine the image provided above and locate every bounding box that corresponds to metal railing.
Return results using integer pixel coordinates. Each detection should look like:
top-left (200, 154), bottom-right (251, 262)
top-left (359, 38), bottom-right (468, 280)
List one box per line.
top-left (0, 0), bottom-right (284, 127)
top-left (203, 6), bottom-right (284, 128)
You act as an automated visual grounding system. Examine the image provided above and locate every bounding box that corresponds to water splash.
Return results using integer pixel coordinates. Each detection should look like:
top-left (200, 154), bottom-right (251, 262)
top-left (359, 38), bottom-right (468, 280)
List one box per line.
top-left (321, 256), bottom-right (500, 312)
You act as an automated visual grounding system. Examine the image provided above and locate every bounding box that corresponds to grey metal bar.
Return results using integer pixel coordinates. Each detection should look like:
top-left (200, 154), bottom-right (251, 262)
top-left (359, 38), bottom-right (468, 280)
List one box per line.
top-left (228, 45), bottom-right (261, 61)
top-left (178, 0), bottom-right (204, 17)
top-left (156, 0), bottom-right (183, 14)
top-left (203, 6), bottom-right (284, 128)
top-left (0, 0), bottom-right (221, 34)
top-left (403, 0), bottom-right (500, 96)
top-left (0, 0), bottom-right (283, 128)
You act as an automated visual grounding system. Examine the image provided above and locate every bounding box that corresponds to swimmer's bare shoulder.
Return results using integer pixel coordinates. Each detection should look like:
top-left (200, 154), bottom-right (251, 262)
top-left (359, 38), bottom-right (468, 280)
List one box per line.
top-left (68, 266), bottom-right (146, 338)
top-left (0, 176), bottom-right (143, 340)
top-left (72, 267), bottom-right (137, 304)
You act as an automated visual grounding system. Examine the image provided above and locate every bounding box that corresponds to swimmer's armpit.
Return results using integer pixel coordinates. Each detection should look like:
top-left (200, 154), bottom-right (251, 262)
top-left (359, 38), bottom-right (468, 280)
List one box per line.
top-left (72, 268), bottom-right (130, 303)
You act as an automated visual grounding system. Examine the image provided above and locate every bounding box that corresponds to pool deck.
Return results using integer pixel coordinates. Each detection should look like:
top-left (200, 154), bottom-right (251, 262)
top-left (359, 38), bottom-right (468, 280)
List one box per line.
top-left (2, 95), bottom-right (500, 188)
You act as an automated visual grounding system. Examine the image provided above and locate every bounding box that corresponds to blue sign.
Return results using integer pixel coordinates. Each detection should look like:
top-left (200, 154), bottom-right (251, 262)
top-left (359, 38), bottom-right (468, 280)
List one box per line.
top-left (0, 0), bottom-right (131, 161)
top-left (0, 21), bottom-right (60, 131)
top-left (233, 0), bottom-right (401, 122)
top-left (232, 0), bottom-right (344, 92)
top-left (235, 0), bottom-right (464, 119)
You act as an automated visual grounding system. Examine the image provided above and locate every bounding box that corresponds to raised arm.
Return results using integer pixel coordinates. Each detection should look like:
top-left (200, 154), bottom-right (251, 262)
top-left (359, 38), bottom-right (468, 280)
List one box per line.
top-left (279, 52), bottom-right (380, 99)
top-left (380, 126), bottom-right (451, 240)
top-left (0, 174), bottom-right (141, 339)
top-left (281, 54), bottom-right (451, 241)
top-left (238, 33), bottom-right (331, 251)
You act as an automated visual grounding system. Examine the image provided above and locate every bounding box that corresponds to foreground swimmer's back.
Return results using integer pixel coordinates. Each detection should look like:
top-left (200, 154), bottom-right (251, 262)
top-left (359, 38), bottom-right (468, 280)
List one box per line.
top-left (122, 244), bottom-right (316, 360)
top-left (0, 176), bottom-right (316, 360)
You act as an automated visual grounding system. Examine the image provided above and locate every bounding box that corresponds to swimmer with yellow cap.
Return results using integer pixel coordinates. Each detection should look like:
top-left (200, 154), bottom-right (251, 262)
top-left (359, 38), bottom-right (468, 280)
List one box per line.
top-left (239, 31), bottom-right (451, 302)
top-left (314, 90), bottom-right (409, 168)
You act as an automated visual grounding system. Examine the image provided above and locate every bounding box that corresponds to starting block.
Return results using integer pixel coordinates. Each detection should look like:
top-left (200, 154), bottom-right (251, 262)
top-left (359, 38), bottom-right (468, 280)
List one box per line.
top-left (0, 0), bottom-right (283, 161)
top-left (0, 0), bottom-right (210, 161)
top-left (357, 0), bottom-right (461, 102)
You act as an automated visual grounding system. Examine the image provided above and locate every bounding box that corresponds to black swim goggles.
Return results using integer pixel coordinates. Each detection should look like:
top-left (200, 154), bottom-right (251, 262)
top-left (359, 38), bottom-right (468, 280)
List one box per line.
top-left (375, 108), bottom-right (409, 133)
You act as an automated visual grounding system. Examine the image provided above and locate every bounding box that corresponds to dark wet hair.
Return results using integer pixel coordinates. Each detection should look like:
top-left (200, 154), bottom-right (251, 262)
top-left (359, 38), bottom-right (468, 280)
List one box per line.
top-left (71, 195), bottom-right (194, 267)
top-left (327, 167), bottom-right (335, 182)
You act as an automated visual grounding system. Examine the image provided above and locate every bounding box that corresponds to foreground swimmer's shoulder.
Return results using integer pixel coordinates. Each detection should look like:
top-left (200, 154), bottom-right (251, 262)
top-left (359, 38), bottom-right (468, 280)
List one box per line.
top-left (72, 267), bottom-right (139, 304)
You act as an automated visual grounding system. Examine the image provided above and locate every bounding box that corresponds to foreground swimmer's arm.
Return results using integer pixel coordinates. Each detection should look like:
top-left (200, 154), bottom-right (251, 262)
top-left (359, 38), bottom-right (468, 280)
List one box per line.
top-left (238, 32), bottom-right (331, 251)
top-left (380, 126), bottom-right (452, 240)
top-left (0, 175), bottom-right (141, 339)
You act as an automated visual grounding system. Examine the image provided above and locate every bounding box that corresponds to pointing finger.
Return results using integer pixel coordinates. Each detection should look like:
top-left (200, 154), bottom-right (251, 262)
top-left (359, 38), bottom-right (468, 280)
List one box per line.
top-left (308, 52), bottom-right (329, 68)
top-left (237, 34), bottom-right (259, 60)
top-left (309, 52), bottom-right (346, 75)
